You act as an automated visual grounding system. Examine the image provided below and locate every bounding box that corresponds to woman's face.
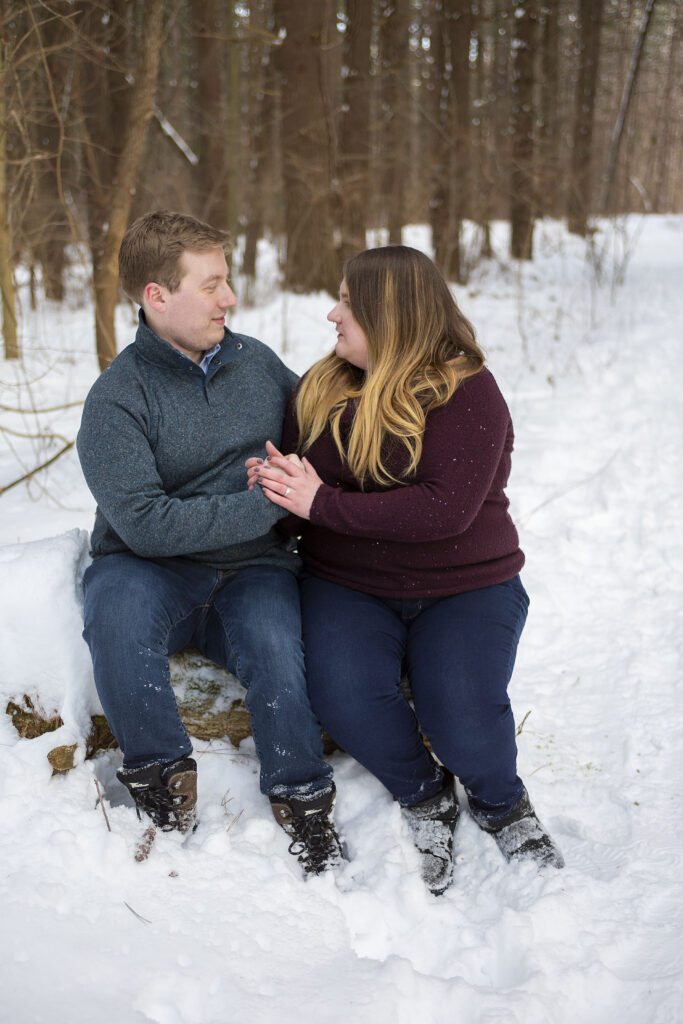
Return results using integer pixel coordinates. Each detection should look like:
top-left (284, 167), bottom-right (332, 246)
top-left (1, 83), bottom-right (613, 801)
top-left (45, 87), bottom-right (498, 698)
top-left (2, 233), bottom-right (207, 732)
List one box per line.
top-left (327, 280), bottom-right (369, 370)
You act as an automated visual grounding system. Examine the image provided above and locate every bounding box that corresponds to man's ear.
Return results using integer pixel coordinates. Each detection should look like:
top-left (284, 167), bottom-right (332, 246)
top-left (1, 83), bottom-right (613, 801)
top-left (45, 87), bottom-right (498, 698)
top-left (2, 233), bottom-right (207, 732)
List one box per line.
top-left (143, 281), bottom-right (166, 313)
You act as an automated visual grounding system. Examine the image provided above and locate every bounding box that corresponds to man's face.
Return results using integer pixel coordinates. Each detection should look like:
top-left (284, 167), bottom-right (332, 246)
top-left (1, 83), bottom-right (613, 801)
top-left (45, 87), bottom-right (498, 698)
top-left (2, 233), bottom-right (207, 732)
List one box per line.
top-left (152, 248), bottom-right (237, 361)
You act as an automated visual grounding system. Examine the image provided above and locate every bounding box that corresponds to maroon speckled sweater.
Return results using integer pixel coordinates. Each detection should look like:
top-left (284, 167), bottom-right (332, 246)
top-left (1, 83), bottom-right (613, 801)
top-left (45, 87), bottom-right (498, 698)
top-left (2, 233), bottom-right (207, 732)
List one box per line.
top-left (280, 367), bottom-right (524, 598)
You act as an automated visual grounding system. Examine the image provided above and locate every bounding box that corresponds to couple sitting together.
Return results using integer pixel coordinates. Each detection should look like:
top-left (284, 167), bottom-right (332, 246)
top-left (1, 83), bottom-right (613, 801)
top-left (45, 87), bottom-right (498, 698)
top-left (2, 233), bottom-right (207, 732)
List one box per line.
top-left (77, 210), bottom-right (563, 895)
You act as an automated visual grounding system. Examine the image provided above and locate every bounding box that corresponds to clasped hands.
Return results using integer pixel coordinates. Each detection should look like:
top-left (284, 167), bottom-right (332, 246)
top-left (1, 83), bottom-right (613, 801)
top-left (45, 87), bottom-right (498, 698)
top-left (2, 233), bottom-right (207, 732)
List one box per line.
top-left (245, 440), bottom-right (322, 519)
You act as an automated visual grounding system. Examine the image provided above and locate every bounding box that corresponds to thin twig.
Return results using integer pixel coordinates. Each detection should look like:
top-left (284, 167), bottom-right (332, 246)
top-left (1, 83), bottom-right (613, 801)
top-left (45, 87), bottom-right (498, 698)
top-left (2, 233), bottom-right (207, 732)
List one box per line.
top-left (93, 778), bottom-right (111, 832)
top-left (123, 901), bottom-right (152, 924)
top-left (225, 809), bottom-right (244, 835)
top-left (0, 423), bottom-right (70, 444)
top-left (0, 399), bottom-right (85, 413)
top-left (515, 710), bottom-right (532, 737)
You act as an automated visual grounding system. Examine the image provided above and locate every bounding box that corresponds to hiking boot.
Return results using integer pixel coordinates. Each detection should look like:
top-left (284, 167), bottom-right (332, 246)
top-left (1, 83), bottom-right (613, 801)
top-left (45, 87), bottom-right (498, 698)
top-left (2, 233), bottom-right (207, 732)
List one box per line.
top-left (402, 775), bottom-right (460, 896)
top-left (470, 786), bottom-right (564, 869)
top-left (270, 784), bottom-right (344, 876)
top-left (117, 757), bottom-right (198, 835)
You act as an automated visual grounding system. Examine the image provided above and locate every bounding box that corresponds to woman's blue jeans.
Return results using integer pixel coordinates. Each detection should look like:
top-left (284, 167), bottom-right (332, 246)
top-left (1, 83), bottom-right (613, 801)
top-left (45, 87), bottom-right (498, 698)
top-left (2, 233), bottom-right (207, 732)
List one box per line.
top-left (82, 554), bottom-right (332, 798)
top-left (300, 573), bottom-right (528, 816)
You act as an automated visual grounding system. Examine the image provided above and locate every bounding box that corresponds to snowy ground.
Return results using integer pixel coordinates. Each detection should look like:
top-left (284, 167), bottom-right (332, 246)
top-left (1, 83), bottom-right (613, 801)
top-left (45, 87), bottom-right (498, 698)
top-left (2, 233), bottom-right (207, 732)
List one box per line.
top-left (1, 217), bottom-right (681, 1024)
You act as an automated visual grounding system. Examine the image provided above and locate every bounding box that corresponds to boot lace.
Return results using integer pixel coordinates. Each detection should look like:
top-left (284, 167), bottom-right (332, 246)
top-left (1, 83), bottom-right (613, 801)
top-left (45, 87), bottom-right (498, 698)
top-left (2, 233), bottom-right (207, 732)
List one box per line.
top-left (287, 810), bottom-right (343, 875)
top-left (134, 785), bottom-right (194, 832)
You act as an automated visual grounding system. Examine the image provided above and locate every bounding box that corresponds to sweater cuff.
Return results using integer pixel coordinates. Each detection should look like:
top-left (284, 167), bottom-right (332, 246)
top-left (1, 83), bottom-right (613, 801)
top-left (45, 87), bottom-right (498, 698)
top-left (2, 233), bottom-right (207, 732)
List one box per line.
top-left (309, 483), bottom-right (336, 526)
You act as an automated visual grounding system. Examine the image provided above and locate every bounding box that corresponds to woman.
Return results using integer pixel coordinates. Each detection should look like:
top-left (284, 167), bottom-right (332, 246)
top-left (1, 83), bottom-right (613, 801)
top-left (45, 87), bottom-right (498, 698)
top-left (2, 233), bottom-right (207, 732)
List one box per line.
top-left (250, 246), bottom-right (564, 894)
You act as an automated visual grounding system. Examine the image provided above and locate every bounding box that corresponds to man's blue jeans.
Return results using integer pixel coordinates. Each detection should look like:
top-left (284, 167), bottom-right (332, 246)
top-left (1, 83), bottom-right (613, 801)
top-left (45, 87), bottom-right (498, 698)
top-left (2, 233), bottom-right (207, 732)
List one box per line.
top-left (82, 554), bottom-right (332, 798)
top-left (300, 573), bottom-right (528, 816)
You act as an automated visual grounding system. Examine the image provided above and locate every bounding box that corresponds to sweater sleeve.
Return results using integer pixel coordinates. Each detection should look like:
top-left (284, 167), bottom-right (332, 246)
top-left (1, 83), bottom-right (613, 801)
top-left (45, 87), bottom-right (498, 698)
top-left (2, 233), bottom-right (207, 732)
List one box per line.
top-left (77, 390), bottom-right (289, 559)
top-left (308, 371), bottom-right (512, 543)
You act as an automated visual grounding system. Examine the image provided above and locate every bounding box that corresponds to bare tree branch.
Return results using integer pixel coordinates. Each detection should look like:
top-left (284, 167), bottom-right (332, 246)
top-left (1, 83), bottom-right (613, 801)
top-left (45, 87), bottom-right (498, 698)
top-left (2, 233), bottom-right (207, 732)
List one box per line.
top-left (0, 439), bottom-right (75, 498)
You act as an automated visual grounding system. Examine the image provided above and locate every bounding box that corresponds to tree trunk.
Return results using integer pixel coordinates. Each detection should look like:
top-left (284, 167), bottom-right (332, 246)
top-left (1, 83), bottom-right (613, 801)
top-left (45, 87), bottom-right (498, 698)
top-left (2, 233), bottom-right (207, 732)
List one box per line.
top-left (650, 3), bottom-right (681, 212)
top-left (89, 0), bottom-right (165, 371)
top-left (0, 167), bottom-right (19, 362)
top-left (429, 0), bottom-right (449, 264)
top-left (27, 7), bottom-right (72, 302)
top-left (192, 0), bottom-right (229, 230)
top-left (242, 0), bottom-right (273, 289)
top-left (275, 0), bottom-right (338, 294)
top-left (430, 0), bottom-right (472, 282)
top-left (0, 33), bottom-right (19, 359)
top-left (224, 5), bottom-right (241, 264)
top-left (379, 0), bottom-right (410, 245)
top-left (445, 0), bottom-right (473, 282)
top-left (509, 0), bottom-right (537, 260)
top-left (567, 0), bottom-right (604, 235)
top-left (339, 0), bottom-right (373, 266)
top-left (538, 2), bottom-right (560, 217)
top-left (242, 0), bottom-right (279, 290)
top-left (600, 0), bottom-right (658, 214)
top-left (492, 0), bottom-right (513, 222)
top-left (469, 0), bottom-right (495, 257)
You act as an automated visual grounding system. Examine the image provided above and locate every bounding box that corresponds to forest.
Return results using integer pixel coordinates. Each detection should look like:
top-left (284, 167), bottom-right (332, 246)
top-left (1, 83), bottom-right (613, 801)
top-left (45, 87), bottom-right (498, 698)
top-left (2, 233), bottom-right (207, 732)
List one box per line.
top-left (1, 6), bottom-right (682, 1017)
top-left (1, 0), bottom-right (681, 368)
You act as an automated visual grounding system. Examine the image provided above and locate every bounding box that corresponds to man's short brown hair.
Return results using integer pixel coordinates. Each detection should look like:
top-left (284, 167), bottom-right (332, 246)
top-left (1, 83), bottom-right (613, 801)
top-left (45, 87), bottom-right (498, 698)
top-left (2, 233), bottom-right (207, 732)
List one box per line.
top-left (118, 210), bottom-right (232, 303)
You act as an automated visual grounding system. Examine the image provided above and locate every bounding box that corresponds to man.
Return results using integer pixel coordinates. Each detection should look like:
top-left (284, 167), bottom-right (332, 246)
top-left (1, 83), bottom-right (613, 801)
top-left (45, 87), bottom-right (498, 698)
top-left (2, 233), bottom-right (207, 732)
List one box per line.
top-left (77, 210), bottom-right (341, 874)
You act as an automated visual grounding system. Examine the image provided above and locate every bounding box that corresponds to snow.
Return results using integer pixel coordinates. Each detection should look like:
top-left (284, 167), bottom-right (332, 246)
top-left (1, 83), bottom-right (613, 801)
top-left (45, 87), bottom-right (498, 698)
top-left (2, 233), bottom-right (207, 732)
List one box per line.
top-left (1, 216), bottom-right (682, 1024)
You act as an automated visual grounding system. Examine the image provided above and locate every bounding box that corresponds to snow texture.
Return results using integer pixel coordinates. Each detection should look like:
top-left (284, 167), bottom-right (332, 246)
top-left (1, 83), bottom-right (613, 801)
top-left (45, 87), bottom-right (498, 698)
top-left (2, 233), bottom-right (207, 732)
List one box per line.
top-left (0, 216), bottom-right (682, 1023)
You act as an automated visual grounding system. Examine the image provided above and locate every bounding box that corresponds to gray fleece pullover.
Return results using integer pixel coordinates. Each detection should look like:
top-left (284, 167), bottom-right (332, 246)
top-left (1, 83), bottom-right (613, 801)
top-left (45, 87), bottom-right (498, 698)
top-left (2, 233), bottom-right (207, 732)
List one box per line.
top-left (77, 312), bottom-right (300, 573)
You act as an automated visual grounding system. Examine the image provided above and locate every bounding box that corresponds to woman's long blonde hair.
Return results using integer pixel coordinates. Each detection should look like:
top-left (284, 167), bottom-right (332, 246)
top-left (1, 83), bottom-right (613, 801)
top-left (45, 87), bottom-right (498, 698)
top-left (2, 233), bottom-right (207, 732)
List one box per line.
top-left (296, 245), bottom-right (485, 487)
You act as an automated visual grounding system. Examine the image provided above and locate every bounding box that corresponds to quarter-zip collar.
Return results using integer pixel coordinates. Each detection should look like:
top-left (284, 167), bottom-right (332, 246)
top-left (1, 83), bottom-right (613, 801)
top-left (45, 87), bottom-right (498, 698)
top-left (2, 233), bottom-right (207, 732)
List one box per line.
top-left (134, 310), bottom-right (243, 377)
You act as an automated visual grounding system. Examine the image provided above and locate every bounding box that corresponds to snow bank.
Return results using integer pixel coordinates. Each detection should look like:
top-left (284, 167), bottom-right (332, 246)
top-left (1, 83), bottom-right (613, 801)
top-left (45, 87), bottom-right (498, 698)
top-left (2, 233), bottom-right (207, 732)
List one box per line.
top-left (0, 528), bottom-right (98, 744)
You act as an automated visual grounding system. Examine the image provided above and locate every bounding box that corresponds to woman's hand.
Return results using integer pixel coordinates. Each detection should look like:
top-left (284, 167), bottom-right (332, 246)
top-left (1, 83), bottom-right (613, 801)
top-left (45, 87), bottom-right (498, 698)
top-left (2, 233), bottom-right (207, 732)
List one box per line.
top-left (246, 441), bottom-right (302, 491)
top-left (253, 441), bottom-right (322, 520)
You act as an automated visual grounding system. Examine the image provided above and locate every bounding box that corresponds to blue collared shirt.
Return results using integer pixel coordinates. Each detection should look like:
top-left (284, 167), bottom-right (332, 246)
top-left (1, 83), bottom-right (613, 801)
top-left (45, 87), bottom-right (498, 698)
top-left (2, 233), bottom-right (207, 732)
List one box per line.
top-left (199, 343), bottom-right (222, 374)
